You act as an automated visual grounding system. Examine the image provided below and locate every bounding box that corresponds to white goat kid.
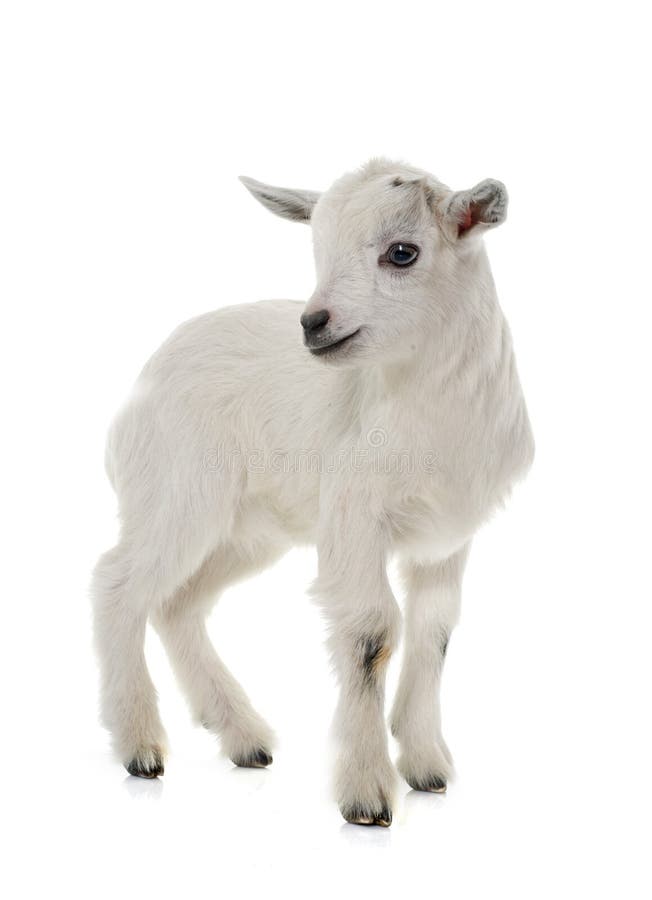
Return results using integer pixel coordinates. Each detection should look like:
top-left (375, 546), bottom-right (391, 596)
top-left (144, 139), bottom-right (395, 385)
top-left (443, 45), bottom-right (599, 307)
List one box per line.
top-left (92, 159), bottom-right (534, 827)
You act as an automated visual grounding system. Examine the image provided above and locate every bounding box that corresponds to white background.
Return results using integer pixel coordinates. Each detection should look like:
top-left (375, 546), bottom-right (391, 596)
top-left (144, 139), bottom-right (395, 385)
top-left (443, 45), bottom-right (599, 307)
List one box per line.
top-left (1, 1), bottom-right (650, 897)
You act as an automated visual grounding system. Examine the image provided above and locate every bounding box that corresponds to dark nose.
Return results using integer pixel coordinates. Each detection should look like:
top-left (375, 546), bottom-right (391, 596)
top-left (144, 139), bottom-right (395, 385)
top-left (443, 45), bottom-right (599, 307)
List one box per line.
top-left (300, 308), bottom-right (330, 337)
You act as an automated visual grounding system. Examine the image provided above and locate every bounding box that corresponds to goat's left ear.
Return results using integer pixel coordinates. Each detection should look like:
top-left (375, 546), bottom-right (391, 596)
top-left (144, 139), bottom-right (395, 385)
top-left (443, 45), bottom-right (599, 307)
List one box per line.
top-left (239, 176), bottom-right (320, 224)
top-left (440, 179), bottom-right (508, 241)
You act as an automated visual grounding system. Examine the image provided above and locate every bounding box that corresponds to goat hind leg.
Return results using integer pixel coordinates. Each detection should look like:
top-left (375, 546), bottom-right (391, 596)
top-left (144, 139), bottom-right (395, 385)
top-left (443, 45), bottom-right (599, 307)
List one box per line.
top-left (91, 544), bottom-right (167, 777)
top-left (152, 544), bottom-right (279, 768)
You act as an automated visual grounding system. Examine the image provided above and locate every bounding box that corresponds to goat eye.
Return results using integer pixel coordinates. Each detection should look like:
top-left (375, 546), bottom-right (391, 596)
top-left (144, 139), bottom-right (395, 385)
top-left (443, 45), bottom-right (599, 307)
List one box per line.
top-left (386, 243), bottom-right (419, 267)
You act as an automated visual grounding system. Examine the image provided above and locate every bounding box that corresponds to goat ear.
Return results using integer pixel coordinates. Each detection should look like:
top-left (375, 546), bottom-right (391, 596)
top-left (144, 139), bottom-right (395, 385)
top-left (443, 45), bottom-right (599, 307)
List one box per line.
top-left (441, 179), bottom-right (508, 240)
top-left (239, 176), bottom-right (320, 224)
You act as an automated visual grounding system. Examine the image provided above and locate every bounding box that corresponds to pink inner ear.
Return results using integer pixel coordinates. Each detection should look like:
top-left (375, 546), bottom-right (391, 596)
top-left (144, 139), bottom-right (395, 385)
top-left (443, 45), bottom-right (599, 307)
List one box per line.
top-left (458, 206), bottom-right (474, 235)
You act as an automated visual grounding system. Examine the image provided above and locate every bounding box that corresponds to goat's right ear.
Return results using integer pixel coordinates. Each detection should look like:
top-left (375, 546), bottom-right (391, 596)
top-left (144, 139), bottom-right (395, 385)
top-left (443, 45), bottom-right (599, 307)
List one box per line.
top-left (239, 176), bottom-right (320, 224)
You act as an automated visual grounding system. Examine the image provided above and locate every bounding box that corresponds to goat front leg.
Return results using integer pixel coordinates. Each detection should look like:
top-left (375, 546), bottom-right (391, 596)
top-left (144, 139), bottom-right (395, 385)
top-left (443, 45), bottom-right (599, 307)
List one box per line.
top-left (390, 546), bottom-right (469, 792)
top-left (314, 485), bottom-right (401, 827)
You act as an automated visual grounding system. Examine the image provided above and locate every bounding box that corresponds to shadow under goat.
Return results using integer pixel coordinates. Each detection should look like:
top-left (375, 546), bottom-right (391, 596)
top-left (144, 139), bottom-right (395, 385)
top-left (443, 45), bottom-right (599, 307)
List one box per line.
top-left (91, 158), bottom-right (534, 827)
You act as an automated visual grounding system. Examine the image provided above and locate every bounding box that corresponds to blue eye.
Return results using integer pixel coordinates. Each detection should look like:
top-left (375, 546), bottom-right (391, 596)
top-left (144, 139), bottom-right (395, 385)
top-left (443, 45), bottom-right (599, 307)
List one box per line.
top-left (386, 243), bottom-right (419, 267)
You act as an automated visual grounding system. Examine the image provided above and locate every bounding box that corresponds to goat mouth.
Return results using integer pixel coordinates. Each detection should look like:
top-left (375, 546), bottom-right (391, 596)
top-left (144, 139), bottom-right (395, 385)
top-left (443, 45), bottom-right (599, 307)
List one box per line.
top-left (308, 329), bottom-right (361, 356)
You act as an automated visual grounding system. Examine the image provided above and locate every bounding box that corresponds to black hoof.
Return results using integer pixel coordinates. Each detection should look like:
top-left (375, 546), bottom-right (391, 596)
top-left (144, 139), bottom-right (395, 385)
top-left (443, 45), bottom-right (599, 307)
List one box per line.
top-left (231, 747), bottom-right (273, 768)
top-left (341, 805), bottom-right (393, 827)
top-left (408, 774), bottom-right (447, 793)
top-left (125, 751), bottom-right (164, 779)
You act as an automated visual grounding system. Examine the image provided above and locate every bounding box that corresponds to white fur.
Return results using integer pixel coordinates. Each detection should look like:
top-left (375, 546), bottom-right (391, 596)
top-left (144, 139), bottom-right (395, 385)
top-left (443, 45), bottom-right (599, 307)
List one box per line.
top-left (91, 159), bottom-right (534, 824)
